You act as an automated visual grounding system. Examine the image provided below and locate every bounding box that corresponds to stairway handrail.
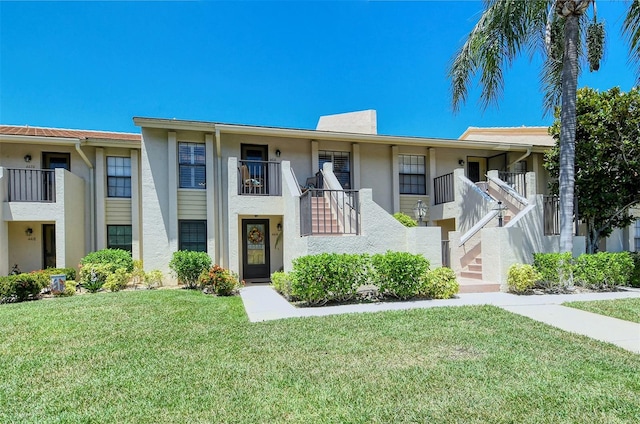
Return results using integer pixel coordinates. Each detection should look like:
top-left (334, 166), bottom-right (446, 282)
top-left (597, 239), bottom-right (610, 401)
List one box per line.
top-left (487, 175), bottom-right (528, 207)
top-left (458, 208), bottom-right (499, 246)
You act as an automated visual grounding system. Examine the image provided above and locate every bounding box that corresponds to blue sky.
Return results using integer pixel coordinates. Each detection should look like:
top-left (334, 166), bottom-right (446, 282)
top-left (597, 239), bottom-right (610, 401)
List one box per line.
top-left (1, 1), bottom-right (637, 139)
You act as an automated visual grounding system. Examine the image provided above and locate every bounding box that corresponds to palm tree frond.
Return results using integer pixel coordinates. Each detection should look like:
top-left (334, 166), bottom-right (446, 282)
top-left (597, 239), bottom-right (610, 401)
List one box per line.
top-left (623, 0), bottom-right (640, 82)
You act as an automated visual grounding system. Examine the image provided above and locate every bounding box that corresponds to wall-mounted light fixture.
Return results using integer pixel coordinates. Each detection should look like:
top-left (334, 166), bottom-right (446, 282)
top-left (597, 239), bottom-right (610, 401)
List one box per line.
top-left (25, 227), bottom-right (33, 237)
top-left (275, 149), bottom-right (281, 158)
top-left (277, 222), bottom-right (282, 231)
top-left (24, 154), bottom-right (32, 163)
top-left (458, 159), bottom-right (465, 166)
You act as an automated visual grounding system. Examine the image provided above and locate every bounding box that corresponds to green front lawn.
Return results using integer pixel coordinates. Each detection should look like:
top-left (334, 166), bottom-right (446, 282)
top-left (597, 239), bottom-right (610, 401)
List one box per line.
top-left (1, 290), bottom-right (639, 423)
top-left (564, 297), bottom-right (640, 324)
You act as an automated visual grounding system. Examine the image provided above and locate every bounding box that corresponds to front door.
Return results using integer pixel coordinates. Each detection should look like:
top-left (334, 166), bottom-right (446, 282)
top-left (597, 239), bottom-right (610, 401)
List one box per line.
top-left (43, 152), bottom-right (71, 171)
top-left (43, 224), bottom-right (56, 269)
top-left (242, 219), bottom-right (270, 281)
top-left (467, 161), bottom-right (481, 183)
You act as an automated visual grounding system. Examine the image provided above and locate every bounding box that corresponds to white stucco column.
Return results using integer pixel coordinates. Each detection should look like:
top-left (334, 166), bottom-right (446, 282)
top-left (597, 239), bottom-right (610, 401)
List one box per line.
top-left (95, 148), bottom-right (105, 249)
top-left (532, 153), bottom-right (540, 194)
top-left (0, 167), bottom-right (8, 275)
top-left (352, 143), bottom-right (361, 190)
top-left (130, 149), bottom-right (141, 260)
top-left (168, 131), bottom-right (178, 252)
top-left (311, 140), bottom-right (319, 174)
top-left (205, 133), bottom-right (216, 256)
top-left (429, 148), bottom-right (436, 206)
top-left (391, 146), bottom-right (399, 212)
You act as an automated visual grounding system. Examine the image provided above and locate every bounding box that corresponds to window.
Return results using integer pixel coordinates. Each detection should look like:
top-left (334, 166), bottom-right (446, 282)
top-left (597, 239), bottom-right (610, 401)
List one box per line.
top-left (107, 156), bottom-right (131, 198)
top-left (107, 225), bottom-right (132, 252)
top-left (635, 220), bottom-right (640, 251)
top-left (179, 220), bottom-right (207, 252)
top-left (399, 154), bottom-right (426, 195)
top-left (179, 143), bottom-right (206, 189)
top-left (319, 150), bottom-right (350, 189)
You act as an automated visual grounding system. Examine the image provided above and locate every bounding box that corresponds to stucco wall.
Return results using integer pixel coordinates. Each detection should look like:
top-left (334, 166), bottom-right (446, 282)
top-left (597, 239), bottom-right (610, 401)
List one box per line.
top-left (0, 168), bottom-right (7, 275)
top-left (62, 169), bottom-right (85, 269)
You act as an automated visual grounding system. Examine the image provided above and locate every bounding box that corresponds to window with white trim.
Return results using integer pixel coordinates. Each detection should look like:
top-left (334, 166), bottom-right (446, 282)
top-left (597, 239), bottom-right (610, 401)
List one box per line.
top-left (319, 150), bottom-right (350, 189)
top-left (635, 219), bottom-right (640, 251)
top-left (399, 154), bottom-right (426, 195)
top-left (179, 143), bottom-right (206, 189)
top-left (107, 156), bottom-right (131, 198)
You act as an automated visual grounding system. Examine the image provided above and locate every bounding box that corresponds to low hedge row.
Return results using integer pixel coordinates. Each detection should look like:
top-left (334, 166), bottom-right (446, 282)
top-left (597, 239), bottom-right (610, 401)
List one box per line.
top-left (274, 252), bottom-right (458, 305)
top-left (508, 251), bottom-right (636, 294)
top-left (0, 267), bottom-right (78, 303)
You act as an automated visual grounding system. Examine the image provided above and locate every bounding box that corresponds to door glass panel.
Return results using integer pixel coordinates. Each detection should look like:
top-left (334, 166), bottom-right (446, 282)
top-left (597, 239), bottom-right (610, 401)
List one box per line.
top-left (246, 224), bottom-right (266, 265)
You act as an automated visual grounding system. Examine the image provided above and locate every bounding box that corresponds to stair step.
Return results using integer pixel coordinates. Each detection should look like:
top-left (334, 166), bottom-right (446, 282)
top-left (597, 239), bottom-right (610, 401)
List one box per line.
top-left (458, 283), bottom-right (501, 293)
top-left (467, 264), bottom-right (482, 272)
top-left (460, 271), bottom-right (483, 280)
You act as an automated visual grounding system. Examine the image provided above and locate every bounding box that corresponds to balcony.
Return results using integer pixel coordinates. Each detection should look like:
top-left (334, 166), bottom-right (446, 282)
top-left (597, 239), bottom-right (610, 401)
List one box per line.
top-left (433, 172), bottom-right (454, 205)
top-left (6, 168), bottom-right (56, 202)
top-left (237, 160), bottom-right (282, 196)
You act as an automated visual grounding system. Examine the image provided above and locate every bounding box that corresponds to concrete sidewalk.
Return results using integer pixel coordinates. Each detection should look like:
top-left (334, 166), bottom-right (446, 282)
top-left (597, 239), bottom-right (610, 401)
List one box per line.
top-left (240, 285), bottom-right (640, 353)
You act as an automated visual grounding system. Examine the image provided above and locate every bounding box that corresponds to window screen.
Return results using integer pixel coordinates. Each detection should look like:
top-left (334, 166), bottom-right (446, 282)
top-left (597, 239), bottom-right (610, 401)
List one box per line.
top-left (107, 156), bottom-right (131, 198)
top-left (179, 220), bottom-right (207, 252)
top-left (399, 155), bottom-right (426, 195)
top-left (179, 143), bottom-right (206, 189)
top-left (107, 225), bottom-right (132, 252)
top-left (319, 150), bottom-right (350, 189)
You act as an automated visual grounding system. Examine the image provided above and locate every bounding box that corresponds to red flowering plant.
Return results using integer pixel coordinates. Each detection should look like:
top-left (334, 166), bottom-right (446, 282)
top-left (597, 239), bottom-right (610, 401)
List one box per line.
top-left (198, 265), bottom-right (243, 296)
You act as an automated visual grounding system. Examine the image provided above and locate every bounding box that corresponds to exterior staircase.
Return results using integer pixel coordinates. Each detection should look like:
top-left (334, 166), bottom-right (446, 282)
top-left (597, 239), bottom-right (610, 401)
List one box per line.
top-left (310, 196), bottom-right (341, 234)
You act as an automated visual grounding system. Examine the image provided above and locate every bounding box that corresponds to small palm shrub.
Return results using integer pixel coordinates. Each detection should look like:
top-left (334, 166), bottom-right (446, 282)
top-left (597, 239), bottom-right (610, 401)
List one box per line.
top-left (507, 264), bottom-right (540, 294)
top-left (372, 251), bottom-right (429, 300)
top-left (169, 251), bottom-right (212, 289)
top-left (393, 212), bottom-right (417, 227)
top-left (199, 265), bottom-right (242, 296)
top-left (79, 263), bottom-right (112, 293)
top-left (421, 267), bottom-right (459, 299)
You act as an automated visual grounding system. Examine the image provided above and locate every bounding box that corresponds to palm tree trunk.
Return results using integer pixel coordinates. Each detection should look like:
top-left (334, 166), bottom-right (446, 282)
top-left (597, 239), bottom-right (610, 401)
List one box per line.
top-left (559, 13), bottom-right (580, 254)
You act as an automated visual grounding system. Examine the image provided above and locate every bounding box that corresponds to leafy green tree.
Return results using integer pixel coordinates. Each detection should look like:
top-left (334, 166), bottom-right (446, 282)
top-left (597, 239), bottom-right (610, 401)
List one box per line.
top-left (546, 87), bottom-right (640, 253)
top-left (449, 0), bottom-right (640, 253)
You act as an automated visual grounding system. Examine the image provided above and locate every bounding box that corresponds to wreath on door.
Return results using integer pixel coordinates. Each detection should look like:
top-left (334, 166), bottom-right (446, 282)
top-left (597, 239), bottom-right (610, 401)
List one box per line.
top-left (248, 227), bottom-right (264, 244)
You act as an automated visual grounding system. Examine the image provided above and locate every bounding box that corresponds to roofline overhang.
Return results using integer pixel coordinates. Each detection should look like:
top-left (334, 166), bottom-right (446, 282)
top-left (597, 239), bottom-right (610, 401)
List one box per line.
top-left (134, 117), bottom-right (551, 153)
top-left (0, 134), bottom-right (140, 148)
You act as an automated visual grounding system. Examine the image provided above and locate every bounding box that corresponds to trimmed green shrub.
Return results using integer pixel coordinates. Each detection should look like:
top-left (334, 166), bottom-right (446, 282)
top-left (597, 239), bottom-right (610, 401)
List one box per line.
top-left (80, 249), bottom-right (134, 273)
top-left (630, 252), bottom-right (640, 288)
top-left (372, 251), bottom-right (429, 300)
top-left (103, 268), bottom-right (131, 292)
top-left (199, 265), bottom-right (242, 296)
top-left (573, 252), bottom-right (633, 290)
top-left (393, 212), bottom-right (417, 227)
top-left (0, 273), bottom-right (48, 302)
top-left (290, 253), bottom-right (370, 305)
top-left (79, 263), bottom-right (112, 293)
top-left (533, 252), bottom-right (573, 288)
top-left (271, 271), bottom-right (293, 299)
top-left (421, 267), bottom-right (459, 299)
top-left (144, 270), bottom-right (164, 289)
top-left (169, 251), bottom-right (212, 289)
top-left (507, 264), bottom-right (540, 294)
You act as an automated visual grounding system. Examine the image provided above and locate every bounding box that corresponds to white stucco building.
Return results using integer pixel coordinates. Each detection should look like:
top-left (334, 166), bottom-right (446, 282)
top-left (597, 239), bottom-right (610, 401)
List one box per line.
top-left (1, 112), bottom-right (638, 291)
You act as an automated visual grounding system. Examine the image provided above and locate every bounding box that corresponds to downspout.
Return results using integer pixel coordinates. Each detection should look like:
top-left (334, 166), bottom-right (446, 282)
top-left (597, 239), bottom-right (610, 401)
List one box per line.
top-left (507, 147), bottom-right (531, 169)
top-left (215, 128), bottom-right (224, 266)
top-left (75, 143), bottom-right (95, 251)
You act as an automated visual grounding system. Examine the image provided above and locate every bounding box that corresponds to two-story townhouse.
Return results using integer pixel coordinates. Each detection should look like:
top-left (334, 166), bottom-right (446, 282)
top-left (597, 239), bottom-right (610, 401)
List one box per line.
top-left (0, 126), bottom-right (141, 276)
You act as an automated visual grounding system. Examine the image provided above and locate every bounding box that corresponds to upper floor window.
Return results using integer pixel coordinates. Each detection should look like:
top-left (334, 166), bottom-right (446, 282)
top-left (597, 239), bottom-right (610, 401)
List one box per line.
top-left (107, 156), bottom-right (131, 198)
top-left (635, 219), bottom-right (640, 251)
top-left (399, 154), bottom-right (426, 195)
top-left (179, 143), bottom-right (206, 189)
top-left (319, 150), bottom-right (350, 189)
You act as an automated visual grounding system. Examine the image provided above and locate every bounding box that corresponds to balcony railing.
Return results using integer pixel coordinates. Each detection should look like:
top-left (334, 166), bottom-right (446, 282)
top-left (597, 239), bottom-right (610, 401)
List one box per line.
top-left (543, 195), bottom-right (560, 235)
top-left (237, 160), bottom-right (281, 196)
top-left (498, 171), bottom-right (526, 197)
top-left (6, 168), bottom-right (56, 202)
top-left (433, 173), bottom-right (454, 205)
top-left (300, 189), bottom-right (360, 236)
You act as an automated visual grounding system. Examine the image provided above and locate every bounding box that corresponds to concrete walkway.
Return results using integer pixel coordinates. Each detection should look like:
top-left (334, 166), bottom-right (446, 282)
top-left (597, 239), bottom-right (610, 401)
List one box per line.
top-left (240, 285), bottom-right (640, 353)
